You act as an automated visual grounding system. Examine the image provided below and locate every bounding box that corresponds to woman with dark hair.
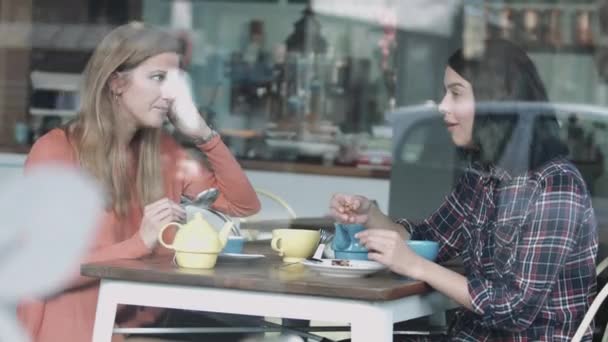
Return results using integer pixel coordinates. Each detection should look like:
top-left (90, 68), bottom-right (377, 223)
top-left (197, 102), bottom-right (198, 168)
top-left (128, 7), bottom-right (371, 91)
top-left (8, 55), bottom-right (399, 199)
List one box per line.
top-left (330, 39), bottom-right (598, 341)
top-left (447, 39), bottom-right (569, 174)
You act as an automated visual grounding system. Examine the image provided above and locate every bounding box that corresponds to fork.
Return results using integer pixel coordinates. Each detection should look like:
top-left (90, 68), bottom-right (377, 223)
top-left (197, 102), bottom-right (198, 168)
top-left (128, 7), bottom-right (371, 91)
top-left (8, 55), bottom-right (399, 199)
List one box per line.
top-left (312, 229), bottom-right (332, 260)
top-left (278, 229), bottom-right (333, 268)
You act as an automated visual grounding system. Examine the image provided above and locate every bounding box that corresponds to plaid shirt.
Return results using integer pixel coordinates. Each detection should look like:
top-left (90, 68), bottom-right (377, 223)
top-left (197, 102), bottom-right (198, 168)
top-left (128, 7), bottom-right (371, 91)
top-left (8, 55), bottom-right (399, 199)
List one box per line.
top-left (398, 157), bottom-right (598, 341)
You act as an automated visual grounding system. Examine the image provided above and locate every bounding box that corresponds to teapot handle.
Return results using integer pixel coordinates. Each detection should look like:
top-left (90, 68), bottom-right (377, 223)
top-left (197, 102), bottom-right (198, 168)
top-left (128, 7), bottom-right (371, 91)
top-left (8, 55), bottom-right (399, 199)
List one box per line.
top-left (158, 222), bottom-right (184, 250)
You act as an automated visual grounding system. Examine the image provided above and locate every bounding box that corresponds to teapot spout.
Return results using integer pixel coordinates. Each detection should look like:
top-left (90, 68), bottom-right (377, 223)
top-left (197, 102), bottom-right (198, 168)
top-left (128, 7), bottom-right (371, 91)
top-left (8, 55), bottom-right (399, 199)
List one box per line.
top-left (219, 221), bottom-right (234, 247)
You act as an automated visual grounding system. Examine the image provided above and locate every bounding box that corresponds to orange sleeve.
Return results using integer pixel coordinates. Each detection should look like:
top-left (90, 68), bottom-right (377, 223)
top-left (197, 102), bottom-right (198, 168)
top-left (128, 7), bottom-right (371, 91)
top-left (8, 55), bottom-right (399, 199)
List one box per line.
top-left (24, 130), bottom-right (152, 290)
top-left (174, 135), bottom-right (261, 217)
top-left (16, 299), bottom-right (45, 341)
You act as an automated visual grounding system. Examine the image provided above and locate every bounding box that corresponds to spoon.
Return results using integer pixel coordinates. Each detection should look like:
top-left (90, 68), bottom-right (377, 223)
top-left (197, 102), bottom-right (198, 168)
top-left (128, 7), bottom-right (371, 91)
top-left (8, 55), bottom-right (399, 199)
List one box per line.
top-left (279, 229), bottom-right (330, 268)
top-left (181, 187), bottom-right (219, 208)
top-left (181, 188), bottom-right (241, 237)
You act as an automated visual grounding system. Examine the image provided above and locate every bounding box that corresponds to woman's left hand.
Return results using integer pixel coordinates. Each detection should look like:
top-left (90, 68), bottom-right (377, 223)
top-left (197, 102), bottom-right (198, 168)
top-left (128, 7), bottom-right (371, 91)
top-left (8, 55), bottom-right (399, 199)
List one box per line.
top-left (161, 69), bottom-right (213, 140)
top-left (356, 229), bottom-right (425, 279)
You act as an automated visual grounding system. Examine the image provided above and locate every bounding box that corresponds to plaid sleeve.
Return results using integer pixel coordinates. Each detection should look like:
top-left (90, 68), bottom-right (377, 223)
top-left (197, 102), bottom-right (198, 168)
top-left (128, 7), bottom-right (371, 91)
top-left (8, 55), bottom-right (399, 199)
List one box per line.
top-left (468, 170), bottom-right (587, 331)
top-left (396, 175), bottom-right (470, 263)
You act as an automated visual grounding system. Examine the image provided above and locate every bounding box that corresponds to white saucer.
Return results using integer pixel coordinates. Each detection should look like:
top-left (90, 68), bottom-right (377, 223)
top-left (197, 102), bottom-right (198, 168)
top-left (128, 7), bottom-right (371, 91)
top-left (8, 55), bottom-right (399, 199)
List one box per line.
top-left (218, 253), bottom-right (265, 261)
top-left (300, 259), bottom-right (385, 278)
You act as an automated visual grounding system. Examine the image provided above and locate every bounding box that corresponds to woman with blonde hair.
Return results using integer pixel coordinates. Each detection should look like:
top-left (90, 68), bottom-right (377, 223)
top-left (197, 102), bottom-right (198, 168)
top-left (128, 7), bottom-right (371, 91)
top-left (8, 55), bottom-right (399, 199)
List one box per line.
top-left (17, 22), bottom-right (260, 342)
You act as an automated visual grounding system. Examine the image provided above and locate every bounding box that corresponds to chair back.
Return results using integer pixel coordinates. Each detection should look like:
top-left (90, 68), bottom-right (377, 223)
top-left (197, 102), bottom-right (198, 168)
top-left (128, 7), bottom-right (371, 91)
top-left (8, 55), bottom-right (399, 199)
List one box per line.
top-left (572, 256), bottom-right (608, 342)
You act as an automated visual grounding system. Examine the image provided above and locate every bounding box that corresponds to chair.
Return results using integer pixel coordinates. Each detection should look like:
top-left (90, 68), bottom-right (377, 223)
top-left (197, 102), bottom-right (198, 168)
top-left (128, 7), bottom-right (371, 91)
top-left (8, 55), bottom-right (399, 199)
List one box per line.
top-left (239, 188), bottom-right (298, 240)
top-left (572, 256), bottom-right (608, 342)
top-left (242, 188), bottom-right (297, 220)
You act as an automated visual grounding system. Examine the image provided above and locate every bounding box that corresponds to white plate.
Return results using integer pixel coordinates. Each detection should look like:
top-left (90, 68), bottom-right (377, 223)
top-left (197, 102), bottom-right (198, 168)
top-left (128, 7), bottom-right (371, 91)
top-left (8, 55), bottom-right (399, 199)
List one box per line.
top-left (218, 253), bottom-right (265, 261)
top-left (241, 229), bottom-right (272, 242)
top-left (300, 259), bottom-right (386, 278)
top-left (253, 232), bottom-right (272, 241)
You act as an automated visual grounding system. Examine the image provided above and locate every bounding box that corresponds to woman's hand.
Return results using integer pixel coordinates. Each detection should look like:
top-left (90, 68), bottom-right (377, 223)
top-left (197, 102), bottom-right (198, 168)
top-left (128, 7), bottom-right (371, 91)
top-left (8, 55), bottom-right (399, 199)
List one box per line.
top-left (329, 193), bottom-right (373, 224)
top-left (139, 198), bottom-right (186, 249)
top-left (356, 229), bottom-right (426, 279)
top-left (161, 69), bottom-right (213, 140)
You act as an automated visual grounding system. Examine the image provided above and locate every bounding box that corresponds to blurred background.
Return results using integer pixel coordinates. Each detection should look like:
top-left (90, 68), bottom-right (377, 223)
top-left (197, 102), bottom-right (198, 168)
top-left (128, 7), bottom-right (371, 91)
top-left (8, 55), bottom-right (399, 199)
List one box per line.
top-left (1, 0), bottom-right (608, 253)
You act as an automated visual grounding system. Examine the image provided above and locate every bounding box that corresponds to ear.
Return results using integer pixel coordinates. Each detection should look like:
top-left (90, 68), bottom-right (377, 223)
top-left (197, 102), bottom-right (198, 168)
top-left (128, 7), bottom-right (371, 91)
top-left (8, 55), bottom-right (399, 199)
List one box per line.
top-left (109, 72), bottom-right (128, 95)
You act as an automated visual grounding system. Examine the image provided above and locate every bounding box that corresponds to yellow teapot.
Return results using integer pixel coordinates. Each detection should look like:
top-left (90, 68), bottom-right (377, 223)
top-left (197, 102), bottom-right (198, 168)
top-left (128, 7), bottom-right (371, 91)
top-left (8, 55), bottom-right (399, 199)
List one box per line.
top-left (158, 211), bottom-right (234, 269)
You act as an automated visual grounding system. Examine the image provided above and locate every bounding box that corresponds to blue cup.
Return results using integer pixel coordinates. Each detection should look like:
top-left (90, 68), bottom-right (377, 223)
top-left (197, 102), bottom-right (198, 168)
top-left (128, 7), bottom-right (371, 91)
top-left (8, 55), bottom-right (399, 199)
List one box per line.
top-left (333, 223), bottom-right (369, 260)
top-left (407, 240), bottom-right (439, 261)
top-left (222, 236), bottom-right (245, 254)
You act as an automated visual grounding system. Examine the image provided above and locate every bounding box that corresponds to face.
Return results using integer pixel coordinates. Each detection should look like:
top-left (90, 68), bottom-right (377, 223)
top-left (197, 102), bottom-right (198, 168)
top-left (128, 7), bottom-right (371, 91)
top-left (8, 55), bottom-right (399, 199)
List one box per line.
top-left (112, 52), bottom-right (180, 129)
top-left (438, 66), bottom-right (475, 147)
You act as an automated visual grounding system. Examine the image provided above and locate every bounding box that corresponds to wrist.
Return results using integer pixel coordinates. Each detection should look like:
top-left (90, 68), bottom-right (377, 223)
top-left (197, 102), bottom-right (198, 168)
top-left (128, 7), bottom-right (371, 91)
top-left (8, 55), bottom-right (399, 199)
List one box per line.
top-left (366, 204), bottom-right (381, 227)
top-left (367, 204), bottom-right (390, 230)
top-left (191, 127), bottom-right (217, 145)
top-left (139, 230), bottom-right (156, 250)
top-left (410, 256), bottom-right (432, 281)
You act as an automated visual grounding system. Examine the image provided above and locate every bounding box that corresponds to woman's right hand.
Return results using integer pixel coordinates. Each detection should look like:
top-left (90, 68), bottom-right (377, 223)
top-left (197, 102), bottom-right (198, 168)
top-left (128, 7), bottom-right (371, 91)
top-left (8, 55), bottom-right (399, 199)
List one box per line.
top-left (139, 198), bottom-right (186, 249)
top-left (329, 193), bottom-right (373, 224)
top-left (161, 69), bottom-right (211, 140)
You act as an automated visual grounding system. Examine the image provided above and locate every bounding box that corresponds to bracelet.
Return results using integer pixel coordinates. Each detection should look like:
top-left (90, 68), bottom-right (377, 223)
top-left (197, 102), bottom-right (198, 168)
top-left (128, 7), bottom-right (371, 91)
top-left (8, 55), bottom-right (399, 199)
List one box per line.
top-left (192, 129), bottom-right (219, 145)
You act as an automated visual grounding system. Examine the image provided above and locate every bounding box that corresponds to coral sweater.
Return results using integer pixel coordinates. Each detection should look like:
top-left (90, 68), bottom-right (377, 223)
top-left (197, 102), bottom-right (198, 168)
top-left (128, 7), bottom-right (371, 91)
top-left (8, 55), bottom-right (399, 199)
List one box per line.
top-left (17, 128), bottom-right (260, 342)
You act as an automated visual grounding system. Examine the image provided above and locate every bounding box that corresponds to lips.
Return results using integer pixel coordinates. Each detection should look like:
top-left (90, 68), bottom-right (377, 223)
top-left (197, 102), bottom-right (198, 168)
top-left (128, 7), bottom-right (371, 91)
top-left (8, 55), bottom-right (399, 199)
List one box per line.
top-left (153, 107), bottom-right (169, 114)
top-left (445, 122), bottom-right (458, 130)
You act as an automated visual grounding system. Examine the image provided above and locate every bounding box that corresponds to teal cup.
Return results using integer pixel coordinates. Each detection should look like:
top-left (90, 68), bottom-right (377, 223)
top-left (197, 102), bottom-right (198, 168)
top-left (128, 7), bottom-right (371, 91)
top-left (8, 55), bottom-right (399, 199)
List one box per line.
top-left (332, 223), bottom-right (368, 260)
top-left (222, 236), bottom-right (245, 254)
top-left (407, 240), bottom-right (439, 261)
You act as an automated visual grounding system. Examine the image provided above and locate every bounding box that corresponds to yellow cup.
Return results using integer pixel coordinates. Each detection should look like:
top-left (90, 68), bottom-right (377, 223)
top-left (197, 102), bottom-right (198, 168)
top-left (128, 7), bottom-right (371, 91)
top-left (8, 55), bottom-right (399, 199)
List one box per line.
top-left (271, 229), bottom-right (320, 262)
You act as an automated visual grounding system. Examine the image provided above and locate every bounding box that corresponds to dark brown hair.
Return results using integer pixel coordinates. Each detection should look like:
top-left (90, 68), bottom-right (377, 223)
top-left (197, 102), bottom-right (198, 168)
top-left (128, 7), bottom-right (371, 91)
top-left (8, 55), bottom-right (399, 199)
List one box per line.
top-left (448, 39), bottom-right (568, 173)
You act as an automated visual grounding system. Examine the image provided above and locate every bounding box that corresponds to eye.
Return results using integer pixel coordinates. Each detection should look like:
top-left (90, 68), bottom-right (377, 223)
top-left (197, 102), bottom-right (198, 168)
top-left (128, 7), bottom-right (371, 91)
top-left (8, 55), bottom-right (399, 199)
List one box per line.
top-left (151, 73), bottom-right (166, 82)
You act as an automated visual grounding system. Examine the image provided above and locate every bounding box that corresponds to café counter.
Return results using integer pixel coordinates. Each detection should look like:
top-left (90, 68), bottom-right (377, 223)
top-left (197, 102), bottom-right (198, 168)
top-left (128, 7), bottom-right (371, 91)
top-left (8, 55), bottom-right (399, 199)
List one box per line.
top-left (0, 146), bottom-right (391, 217)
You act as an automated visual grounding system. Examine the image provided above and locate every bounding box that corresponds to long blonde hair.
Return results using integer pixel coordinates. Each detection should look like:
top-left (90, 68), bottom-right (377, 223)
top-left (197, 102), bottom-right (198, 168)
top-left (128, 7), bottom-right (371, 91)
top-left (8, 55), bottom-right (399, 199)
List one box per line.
top-left (67, 22), bottom-right (180, 216)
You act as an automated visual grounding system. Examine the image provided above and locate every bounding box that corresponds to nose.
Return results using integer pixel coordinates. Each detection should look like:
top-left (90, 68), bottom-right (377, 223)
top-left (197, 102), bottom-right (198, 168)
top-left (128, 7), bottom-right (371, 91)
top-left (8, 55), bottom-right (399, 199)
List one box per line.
top-left (438, 94), bottom-right (449, 116)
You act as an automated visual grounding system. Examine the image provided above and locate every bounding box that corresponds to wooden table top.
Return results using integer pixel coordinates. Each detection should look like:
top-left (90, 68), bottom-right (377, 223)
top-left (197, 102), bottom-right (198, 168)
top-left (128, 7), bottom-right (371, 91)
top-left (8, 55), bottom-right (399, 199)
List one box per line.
top-left (81, 252), bottom-right (431, 301)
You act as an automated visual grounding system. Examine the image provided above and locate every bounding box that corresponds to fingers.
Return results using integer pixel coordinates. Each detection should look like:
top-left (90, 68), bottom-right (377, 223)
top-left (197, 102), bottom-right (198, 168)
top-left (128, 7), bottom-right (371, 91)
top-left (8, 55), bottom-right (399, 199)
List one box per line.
top-left (145, 198), bottom-right (185, 223)
top-left (356, 230), bottom-right (402, 261)
top-left (329, 207), bottom-right (350, 222)
top-left (360, 233), bottom-right (397, 268)
top-left (144, 198), bottom-right (171, 213)
top-left (358, 235), bottom-right (395, 253)
top-left (348, 214), bottom-right (368, 225)
top-left (348, 198), bottom-right (361, 212)
top-left (330, 193), bottom-right (370, 223)
top-left (356, 229), bottom-right (400, 240)
top-left (150, 207), bottom-right (176, 223)
top-left (367, 252), bottom-right (384, 263)
top-left (170, 201), bottom-right (186, 222)
top-left (155, 205), bottom-right (185, 224)
top-left (330, 193), bottom-right (348, 213)
top-left (329, 207), bottom-right (369, 225)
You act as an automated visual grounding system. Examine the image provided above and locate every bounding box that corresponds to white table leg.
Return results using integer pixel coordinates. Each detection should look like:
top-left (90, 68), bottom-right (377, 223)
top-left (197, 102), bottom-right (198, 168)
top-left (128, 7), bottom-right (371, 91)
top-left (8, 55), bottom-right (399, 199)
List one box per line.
top-left (92, 280), bottom-right (118, 342)
top-left (350, 306), bottom-right (393, 342)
